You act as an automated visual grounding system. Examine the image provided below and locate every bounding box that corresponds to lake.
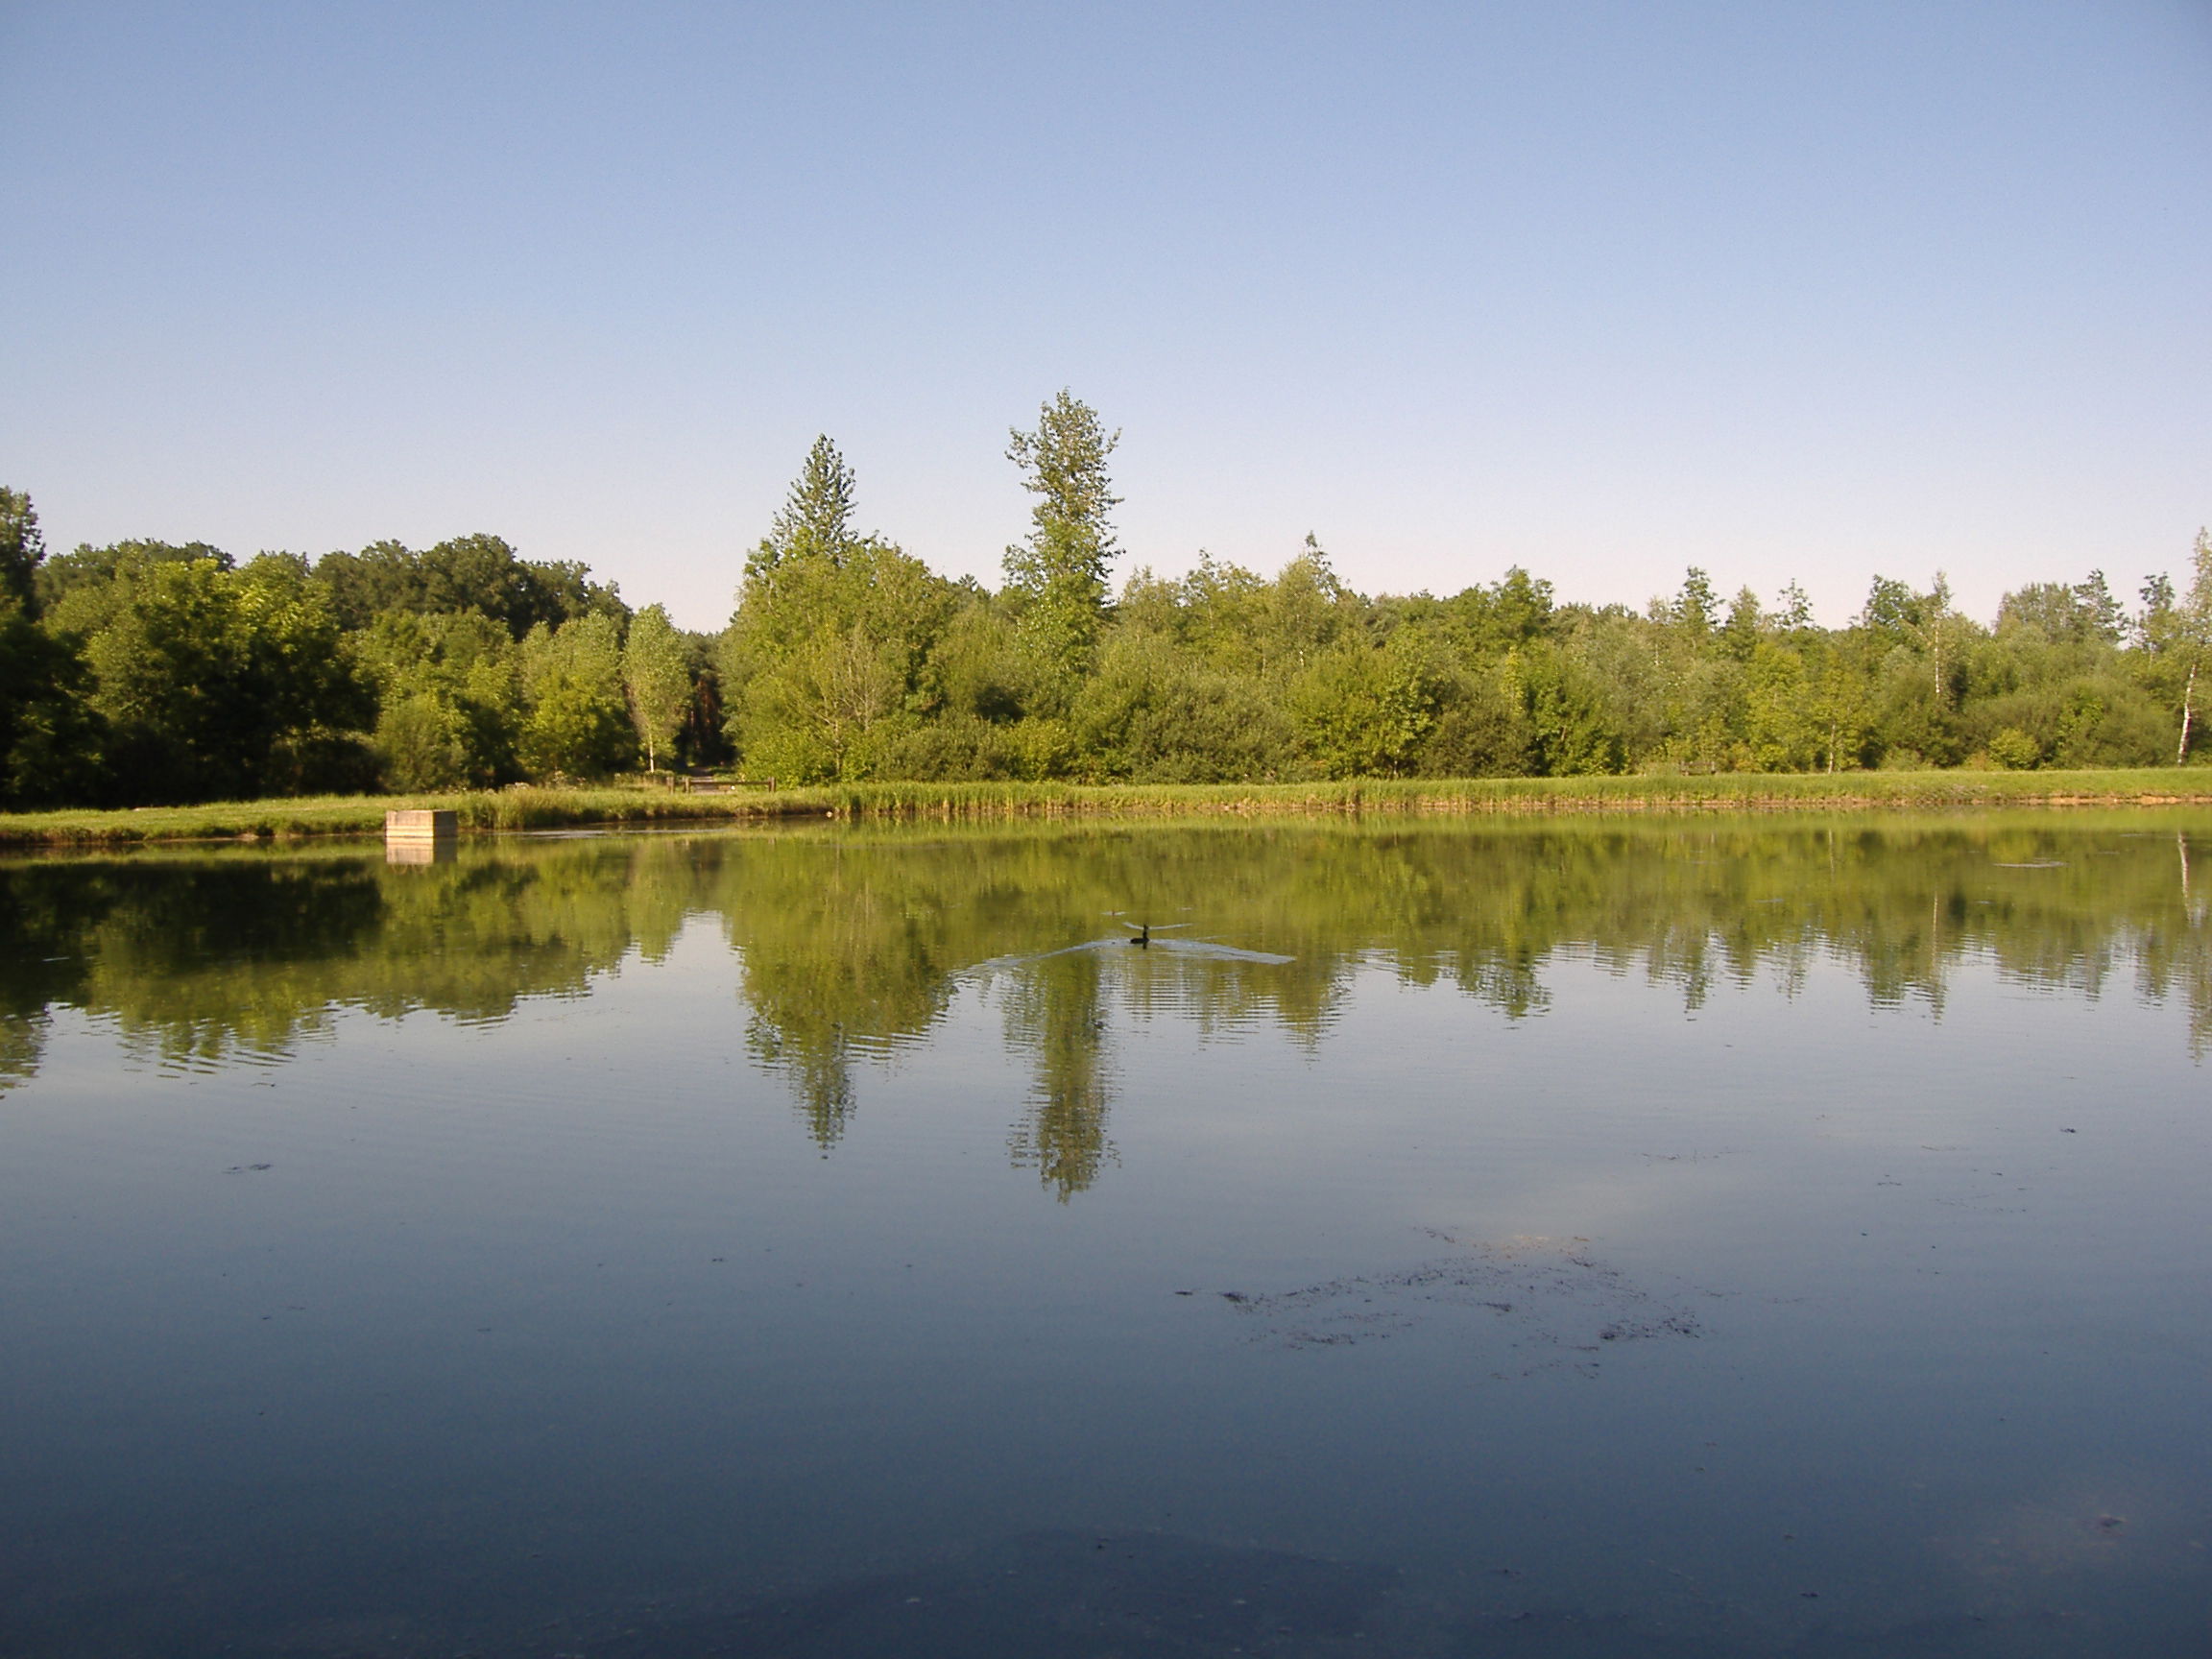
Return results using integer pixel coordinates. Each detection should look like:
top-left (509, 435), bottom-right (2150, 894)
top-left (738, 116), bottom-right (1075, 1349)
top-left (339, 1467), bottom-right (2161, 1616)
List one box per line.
top-left (1, 813), bottom-right (2206, 1657)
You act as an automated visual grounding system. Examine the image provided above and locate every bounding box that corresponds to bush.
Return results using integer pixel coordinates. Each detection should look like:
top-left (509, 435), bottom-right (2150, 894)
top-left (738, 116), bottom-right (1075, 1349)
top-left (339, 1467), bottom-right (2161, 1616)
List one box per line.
top-left (1986, 728), bottom-right (2041, 770)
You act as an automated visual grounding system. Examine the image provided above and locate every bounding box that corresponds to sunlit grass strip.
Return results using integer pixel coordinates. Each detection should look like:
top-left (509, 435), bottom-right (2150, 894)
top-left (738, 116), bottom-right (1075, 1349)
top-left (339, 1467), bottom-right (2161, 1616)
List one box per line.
top-left (6, 768), bottom-right (2212, 846)
top-left (0, 788), bottom-right (735, 845)
top-left (809, 770), bottom-right (2212, 820)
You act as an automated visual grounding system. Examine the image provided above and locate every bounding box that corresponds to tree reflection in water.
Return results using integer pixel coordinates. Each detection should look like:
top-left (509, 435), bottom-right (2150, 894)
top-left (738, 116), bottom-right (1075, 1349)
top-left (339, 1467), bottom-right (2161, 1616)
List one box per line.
top-left (5, 814), bottom-right (2211, 1196)
top-left (1001, 946), bottom-right (1115, 1199)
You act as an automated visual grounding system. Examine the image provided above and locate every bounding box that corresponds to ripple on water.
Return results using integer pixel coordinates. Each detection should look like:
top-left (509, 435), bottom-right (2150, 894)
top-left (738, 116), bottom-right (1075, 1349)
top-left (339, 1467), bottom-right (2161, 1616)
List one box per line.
top-left (1209, 1232), bottom-right (1708, 1377)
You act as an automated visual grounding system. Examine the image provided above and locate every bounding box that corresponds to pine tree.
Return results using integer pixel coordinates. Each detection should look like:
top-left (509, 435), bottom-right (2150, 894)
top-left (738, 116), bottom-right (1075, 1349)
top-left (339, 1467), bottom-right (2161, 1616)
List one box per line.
top-left (751, 436), bottom-right (857, 579)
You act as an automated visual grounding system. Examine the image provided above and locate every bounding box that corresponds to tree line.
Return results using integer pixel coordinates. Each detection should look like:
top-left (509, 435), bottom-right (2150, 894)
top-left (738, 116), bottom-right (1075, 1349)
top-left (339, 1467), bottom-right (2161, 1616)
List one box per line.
top-left (4, 392), bottom-right (2211, 808)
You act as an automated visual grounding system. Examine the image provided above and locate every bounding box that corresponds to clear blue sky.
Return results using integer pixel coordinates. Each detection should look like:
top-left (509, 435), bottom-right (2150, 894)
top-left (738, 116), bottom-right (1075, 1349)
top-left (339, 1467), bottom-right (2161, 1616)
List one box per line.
top-left (5, 1), bottom-right (2208, 632)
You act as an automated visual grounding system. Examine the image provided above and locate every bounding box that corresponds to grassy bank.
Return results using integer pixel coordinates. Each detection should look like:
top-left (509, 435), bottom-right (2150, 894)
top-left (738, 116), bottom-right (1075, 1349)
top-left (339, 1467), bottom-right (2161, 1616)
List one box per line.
top-left (7, 768), bottom-right (2212, 846)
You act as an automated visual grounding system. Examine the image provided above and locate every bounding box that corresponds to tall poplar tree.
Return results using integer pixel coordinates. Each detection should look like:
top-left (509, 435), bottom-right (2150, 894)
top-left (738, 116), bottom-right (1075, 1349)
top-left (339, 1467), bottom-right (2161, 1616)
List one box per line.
top-left (2149, 530), bottom-right (2212, 763)
top-left (622, 603), bottom-right (692, 772)
top-left (1003, 391), bottom-right (1120, 684)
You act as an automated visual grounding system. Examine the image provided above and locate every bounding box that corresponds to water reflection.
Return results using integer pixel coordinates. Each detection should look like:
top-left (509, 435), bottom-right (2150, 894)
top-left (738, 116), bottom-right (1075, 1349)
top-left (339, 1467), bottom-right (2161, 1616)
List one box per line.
top-left (5, 815), bottom-right (2211, 1657)
top-left (6, 815), bottom-right (2211, 1178)
top-left (974, 933), bottom-right (1300, 1197)
top-left (1001, 945), bottom-right (1116, 1197)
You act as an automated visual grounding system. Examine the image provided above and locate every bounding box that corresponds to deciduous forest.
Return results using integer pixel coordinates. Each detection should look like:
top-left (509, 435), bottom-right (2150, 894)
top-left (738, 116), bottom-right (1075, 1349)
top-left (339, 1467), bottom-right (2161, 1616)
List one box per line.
top-left (4, 392), bottom-right (2209, 809)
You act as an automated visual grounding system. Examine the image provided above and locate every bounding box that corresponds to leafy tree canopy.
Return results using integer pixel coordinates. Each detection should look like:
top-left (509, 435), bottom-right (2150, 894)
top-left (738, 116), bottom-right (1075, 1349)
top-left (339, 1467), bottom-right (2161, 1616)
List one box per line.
top-left (79, 552), bottom-right (371, 802)
top-left (0, 488), bottom-right (46, 613)
top-left (38, 539), bottom-right (233, 619)
top-left (313, 534), bottom-right (625, 638)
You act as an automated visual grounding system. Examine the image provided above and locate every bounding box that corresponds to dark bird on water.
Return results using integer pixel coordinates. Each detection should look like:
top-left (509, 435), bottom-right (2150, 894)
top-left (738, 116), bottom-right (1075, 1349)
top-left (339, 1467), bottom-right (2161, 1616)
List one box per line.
top-left (1114, 916), bottom-right (1191, 949)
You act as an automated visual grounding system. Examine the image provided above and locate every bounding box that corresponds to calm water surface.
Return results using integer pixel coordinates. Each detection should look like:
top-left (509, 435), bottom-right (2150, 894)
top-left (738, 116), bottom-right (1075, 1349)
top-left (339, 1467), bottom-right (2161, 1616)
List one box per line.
top-left (1, 815), bottom-right (2207, 1656)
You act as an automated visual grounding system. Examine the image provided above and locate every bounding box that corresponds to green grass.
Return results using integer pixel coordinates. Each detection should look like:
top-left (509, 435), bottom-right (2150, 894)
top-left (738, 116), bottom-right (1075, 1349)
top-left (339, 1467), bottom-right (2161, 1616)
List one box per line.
top-left (0, 786), bottom-right (780, 845)
top-left (6, 767), bottom-right (2212, 846)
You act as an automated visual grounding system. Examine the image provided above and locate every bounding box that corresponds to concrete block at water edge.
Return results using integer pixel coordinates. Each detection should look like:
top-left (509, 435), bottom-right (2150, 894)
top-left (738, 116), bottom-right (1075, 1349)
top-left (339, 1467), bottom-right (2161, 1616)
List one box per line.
top-left (385, 809), bottom-right (458, 840)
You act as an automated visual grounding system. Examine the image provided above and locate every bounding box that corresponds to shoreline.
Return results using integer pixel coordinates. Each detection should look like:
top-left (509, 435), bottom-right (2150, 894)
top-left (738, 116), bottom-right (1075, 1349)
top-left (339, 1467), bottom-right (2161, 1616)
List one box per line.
top-left (7, 769), bottom-right (2212, 846)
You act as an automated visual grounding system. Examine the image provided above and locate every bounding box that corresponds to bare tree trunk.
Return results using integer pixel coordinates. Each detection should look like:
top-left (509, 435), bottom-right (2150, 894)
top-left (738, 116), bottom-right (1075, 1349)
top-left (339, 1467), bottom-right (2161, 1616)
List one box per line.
top-left (2178, 662), bottom-right (2197, 766)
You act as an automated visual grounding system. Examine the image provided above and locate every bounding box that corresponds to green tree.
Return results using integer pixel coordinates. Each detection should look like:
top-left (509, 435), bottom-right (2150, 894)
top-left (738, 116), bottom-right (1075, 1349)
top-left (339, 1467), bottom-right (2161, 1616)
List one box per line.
top-left (2145, 531), bottom-right (2212, 763)
top-left (749, 435), bottom-right (858, 577)
top-left (1069, 627), bottom-right (1292, 781)
top-left (1809, 649), bottom-right (1876, 772)
top-left (312, 535), bottom-right (625, 638)
top-left (2138, 572), bottom-right (2176, 650)
top-left (622, 604), bottom-right (692, 772)
top-left (1986, 727), bottom-right (2041, 769)
top-left (1997, 575), bottom-right (2127, 645)
top-left (1445, 565), bottom-right (1554, 656)
top-left (1775, 582), bottom-right (1815, 632)
top-left (0, 488), bottom-right (46, 613)
top-left (75, 552), bottom-right (371, 802)
top-left (1743, 640), bottom-right (1817, 770)
top-left (1288, 635), bottom-right (1450, 779)
top-left (723, 445), bottom-right (960, 781)
top-left (1669, 566), bottom-right (1719, 639)
top-left (517, 613), bottom-right (634, 780)
top-left (727, 542), bottom-right (957, 781)
top-left (1720, 587), bottom-right (1764, 661)
top-left (1259, 540), bottom-right (1363, 678)
top-left (37, 539), bottom-right (231, 617)
top-left (1863, 572), bottom-right (1973, 702)
top-left (1004, 390), bottom-right (1121, 690)
top-left (2077, 570), bottom-right (2127, 643)
top-left (1544, 607), bottom-right (1654, 771)
top-left (0, 591), bottom-right (106, 806)
top-left (350, 611), bottom-right (520, 789)
top-left (1858, 572), bottom-right (1979, 763)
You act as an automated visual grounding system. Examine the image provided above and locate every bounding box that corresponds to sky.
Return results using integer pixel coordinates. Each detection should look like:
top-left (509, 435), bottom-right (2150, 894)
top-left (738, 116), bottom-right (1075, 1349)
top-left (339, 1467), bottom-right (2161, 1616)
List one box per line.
top-left (4, 0), bottom-right (2208, 634)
